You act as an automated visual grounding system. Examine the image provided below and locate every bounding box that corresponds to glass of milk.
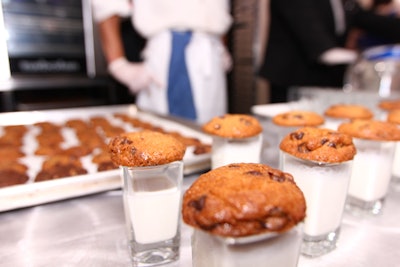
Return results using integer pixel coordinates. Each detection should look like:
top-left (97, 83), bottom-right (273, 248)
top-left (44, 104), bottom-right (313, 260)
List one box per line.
top-left (122, 161), bottom-right (183, 266)
top-left (191, 225), bottom-right (303, 267)
top-left (211, 134), bottom-right (263, 169)
top-left (280, 153), bottom-right (353, 257)
top-left (345, 138), bottom-right (396, 215)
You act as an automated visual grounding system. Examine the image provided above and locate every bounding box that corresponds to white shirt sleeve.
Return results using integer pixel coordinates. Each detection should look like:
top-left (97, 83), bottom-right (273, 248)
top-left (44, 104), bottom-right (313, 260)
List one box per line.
top-left (133, 0), bottom-right (232, 37)
top-left (91, 0), bottom-right (131, 22)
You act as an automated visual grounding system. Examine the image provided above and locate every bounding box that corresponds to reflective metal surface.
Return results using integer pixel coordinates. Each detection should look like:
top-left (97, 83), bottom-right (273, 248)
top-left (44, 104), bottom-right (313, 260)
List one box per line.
top-left (1, 175), bottom-right (399, 267)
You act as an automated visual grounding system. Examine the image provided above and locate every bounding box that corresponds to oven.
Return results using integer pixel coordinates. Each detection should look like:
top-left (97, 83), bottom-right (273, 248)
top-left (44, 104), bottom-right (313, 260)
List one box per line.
top-left (0, 0), bottom-right (111, 111)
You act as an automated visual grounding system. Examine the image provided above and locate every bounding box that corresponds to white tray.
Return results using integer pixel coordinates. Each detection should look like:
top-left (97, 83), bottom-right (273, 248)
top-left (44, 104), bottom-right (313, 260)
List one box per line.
top-left (0, 104), bottom-right (211, 212)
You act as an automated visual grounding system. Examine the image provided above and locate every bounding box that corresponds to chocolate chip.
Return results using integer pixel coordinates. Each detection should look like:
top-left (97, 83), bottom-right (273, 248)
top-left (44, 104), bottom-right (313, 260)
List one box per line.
top-left (327, 142), bottom-right (337, 148)
top-left (321, 138), bottom-right (328, 145)
top-left (120, 137), bottom-right (132, 145)
top-left (263, 216), bottom-right (288, 231)
top-left (294, 114), bottom-right (303, 119)
top-left (239, 117), bottom-right (252, 126)
top-left (297, 143), bottom-right (310, 153)
top-left (245, 170), bottom-right (263, 176)
top-left (130, 147), bottom-right (137, 155)
top-left (189, 195), bottom-right (206, 211)
top-left (270, 173), bottom-right (286, 182)
top-left (290, 132), bottom-right (304, 140)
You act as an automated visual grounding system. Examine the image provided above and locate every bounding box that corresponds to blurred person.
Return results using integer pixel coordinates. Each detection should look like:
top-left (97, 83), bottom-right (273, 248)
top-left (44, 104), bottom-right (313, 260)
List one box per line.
top-left (258, 0), bottom-right (400, 103)
top-left (348, 0), bottom-right (400, 50)
top-left (91, 0), bottom-right (232, 124)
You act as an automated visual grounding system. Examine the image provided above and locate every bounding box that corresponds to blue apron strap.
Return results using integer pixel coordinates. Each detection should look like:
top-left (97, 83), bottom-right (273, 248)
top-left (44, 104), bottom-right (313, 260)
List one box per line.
top-left (167, 31), bottom-right (197, 121)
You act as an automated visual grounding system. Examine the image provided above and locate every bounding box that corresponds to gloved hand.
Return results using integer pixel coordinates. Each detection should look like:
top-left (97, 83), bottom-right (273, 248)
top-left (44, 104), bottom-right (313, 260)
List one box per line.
top-left (319, 48), bottom-right (358, 65)
top-left (220, 45), bottom-right (233, 72)
top-left (108, 57), bottom-right (161, 93)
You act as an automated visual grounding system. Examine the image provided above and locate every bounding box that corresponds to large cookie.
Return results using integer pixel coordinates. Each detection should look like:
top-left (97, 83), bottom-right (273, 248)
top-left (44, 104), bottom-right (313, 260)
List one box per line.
top-left (108, 130), bottom-right (186, 167)
top-left (272, 110), bottom-right (324, 127)
top-left (338, 119), bottom-right (400, 141)
top-left (202, 114), bottom-right (262, 139)
top-left (324, 104), bottom-right (374, 120)
top-left (182, 163), bottom-right (306, 237)
top-left (279, 127), bottom-right (356, 163)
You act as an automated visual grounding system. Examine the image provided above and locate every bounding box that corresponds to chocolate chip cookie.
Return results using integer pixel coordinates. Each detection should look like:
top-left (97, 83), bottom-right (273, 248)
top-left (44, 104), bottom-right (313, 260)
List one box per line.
top-left (182, 163), bottom-right (306, 237)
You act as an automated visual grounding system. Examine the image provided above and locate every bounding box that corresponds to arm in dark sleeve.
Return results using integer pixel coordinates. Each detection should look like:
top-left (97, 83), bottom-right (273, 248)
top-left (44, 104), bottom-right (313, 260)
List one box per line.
top-left (272, 0), bottom-right (338, 62)
top-left (351, 7), bottom-right (400, 42)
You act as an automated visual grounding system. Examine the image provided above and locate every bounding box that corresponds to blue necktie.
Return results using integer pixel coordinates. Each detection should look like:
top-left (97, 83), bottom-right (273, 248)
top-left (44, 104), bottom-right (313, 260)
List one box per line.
top-left (167, 31), bottom-right (197, 120)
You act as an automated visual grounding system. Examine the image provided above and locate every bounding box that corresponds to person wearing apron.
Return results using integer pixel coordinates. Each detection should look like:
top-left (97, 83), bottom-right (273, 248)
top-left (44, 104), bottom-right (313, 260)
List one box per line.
top-left (91, 0), bottom-right (232, 124)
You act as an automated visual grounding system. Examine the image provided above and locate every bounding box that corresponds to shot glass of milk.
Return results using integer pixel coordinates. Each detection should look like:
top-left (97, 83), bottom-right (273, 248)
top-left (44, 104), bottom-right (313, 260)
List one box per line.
top-left (280, 153), bottom-right (353, 257)
top-left (384, 109), bottom-right (400, 189)
top-left (338, 119), bottom-right (400, 216)
top-left (122, 161), bottom-right (183, 266)
top-left (191, 225), bottom-right (303, 267)
top-left (279, 127), bottom-right (356, 257)
top-left (345, 138), bottom-right (396, 215)
top-left (202, 114), bottom-right (263, 169)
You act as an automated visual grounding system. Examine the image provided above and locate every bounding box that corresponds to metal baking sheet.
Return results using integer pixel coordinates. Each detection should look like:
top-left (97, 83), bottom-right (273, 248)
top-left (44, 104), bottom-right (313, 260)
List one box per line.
top-left (0, 104), bottom-right (211, 212)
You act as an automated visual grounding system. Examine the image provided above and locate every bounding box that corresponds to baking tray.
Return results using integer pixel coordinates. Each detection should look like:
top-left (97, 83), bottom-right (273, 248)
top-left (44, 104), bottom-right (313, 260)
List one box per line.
top-left (0, 104), bottom-right (212, 212)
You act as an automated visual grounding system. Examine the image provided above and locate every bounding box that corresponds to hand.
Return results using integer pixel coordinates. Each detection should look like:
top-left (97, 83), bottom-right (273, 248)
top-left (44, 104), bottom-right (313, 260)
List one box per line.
top-left (319, 48), bottom-right (358, 65)
top-left (108, 58), bottom-right (161, 93)
top-left (220, 46), bottom-right (233, 72)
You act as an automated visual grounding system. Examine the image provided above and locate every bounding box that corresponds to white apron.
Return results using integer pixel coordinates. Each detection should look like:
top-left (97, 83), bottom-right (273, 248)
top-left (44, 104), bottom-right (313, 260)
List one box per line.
top-left (137, 31), bottom-right (227, 124)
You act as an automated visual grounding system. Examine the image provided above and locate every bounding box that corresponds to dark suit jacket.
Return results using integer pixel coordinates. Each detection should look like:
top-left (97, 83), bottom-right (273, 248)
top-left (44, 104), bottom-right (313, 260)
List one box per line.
top-left (258, 0), bottom-right (400, 88)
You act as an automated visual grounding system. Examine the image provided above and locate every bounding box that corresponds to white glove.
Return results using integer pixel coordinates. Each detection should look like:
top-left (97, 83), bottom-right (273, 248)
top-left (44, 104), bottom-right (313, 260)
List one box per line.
top-left (108, 58), bottom-right (161, 93)
top-left (220, 46), bottom-right (233, 72)
top-left (319, 48), bottom-right (358, 65)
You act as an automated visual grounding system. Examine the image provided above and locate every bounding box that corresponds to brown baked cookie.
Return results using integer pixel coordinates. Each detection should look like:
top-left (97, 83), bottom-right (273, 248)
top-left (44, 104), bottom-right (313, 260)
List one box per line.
top-left (92, 150), bottom-right (119, 171)
top-left (272, 110), bottom-right (325, 127)
top-left (0, 146), bottom-right (25, 160)
top-left (324, 104), bottom-right (374, 120)
top-left (64, 118), bottom-right (89, 131)
top-left (387, 110), bottom-right (400, 125)
top-left (0, 160), bottom-right (29, 188)
top-left (182, 163), bottom-right (306, 237)
top-left (279, 127), bottom-right (356, 163)
top-left (34, 145), bottom-right (62, 156)
top-left (58, 145), bottom-right (93, 158)
top-left (338, 119), bottom-right (400, 141)
top-left (35, 155), bottom-right (87, 182)
top-left (0, 125), bottom-right (27, 147)
top-left (202, 114), bottom-right (263, 139)
top-left (0, 170), bottom-right (29, 187)
top-left (108, 130), bottom-right (186, 167)
top-left (378, 99), bottom-right (400, 111)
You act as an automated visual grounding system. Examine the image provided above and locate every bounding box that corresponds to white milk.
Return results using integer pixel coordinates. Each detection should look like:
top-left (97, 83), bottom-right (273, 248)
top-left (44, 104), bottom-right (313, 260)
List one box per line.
top-left (211, 135), bottom-right (262, 169)
top-left (192, 227), bottom-right (302, 267)
top-left (392, 142), bottom-right (400, 179)
top-left (348, 139), bottom-right (396, 201)
top-left (281, 154), bottom-right (352, 236)
top-left (127, 187), bottom-right (180, 244)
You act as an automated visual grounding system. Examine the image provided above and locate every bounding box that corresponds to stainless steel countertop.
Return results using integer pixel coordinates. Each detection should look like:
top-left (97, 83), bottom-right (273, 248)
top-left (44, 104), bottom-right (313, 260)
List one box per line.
top-left (1, 174), bottom-right (399, 267)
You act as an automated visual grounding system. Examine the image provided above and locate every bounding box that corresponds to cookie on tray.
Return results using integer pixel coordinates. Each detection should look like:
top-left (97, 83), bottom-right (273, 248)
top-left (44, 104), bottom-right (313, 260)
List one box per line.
top-left (0, 160), bottom-right (29, 188)
top-left (92, 150), bottom-right (119, 171)
top-left (386, 109), bottom-right (400, 125)
top-left (279, 127), bottom-right (356, 163)
top-left (324, 104), bottom-right (374, 120)
top-left (272, 110), bottom-right (325, 127)
top-left (182, 163), bottom-right (306, 237)
top-left (202, 114), bottom-right (263, 139)
top-left (35, 155), bottom-right (88, 182)
top-left (108, 130), bottom-right (186, 167)
top-left (378, 99), bottom-right (400, 111)
top-left (338, 119), bottom-right (400, 141)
